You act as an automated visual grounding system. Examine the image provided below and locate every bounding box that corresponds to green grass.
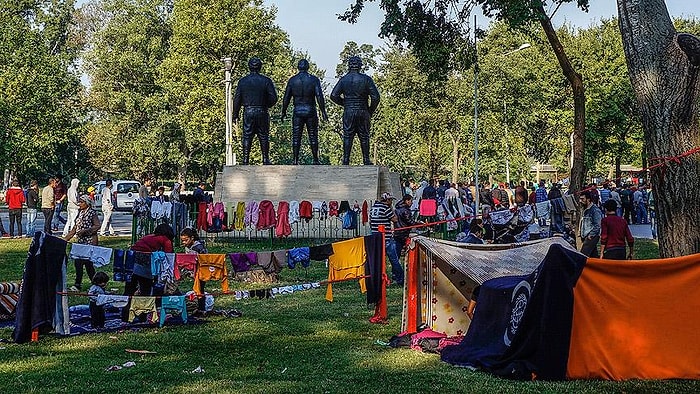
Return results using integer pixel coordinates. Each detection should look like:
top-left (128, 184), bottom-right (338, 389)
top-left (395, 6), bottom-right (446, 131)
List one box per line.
top-left (1, 236), bottom-right (698, 393)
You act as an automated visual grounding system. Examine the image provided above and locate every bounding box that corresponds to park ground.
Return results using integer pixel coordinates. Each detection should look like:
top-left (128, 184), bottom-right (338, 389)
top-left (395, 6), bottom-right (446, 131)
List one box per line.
top-left (1, 235), bottom-right (699, 393)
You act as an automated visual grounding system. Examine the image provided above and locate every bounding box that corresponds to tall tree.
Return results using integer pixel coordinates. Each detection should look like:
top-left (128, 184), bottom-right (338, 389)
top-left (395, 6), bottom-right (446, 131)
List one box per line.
top-left (335, 41), bottom-right (381, 78)
top-left (0, 0), bottom-right (85, 182)
top-left (82, 0), bottom-right (173, 180)
top-left (341, 0), bottom-right (589, 191)
top-left (159, 0), bottom-right (291, 181)
top-left (616, 0), bottom-right (700, 257)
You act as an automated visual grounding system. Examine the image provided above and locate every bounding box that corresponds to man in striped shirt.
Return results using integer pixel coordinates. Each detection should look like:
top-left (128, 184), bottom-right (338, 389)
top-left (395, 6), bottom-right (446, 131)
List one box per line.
top-left (370, 192), bottom-right (403, 285)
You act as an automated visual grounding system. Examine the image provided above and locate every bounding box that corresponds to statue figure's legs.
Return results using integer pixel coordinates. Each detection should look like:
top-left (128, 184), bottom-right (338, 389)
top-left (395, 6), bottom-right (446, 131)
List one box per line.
top-left (259, 133), bottom-right (271, 165)
top-left (306, 115), bottom-right (320, 164)
top-left (292, 115), bottom-right (303, 165)
top-left (242, 115), bottom-right (254, 165)
top-left (342, 110), bottom-right (357, 165)
top-left (260, 111), bottom-right (271, 165)
top-left (243, 108), bottom-right (272, 165)
top-left (342, 135), bottom-right (354, 165)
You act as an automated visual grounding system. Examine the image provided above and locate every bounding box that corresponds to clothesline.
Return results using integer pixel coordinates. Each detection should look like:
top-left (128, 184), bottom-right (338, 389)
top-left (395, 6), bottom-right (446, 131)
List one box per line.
top-left (56, 275), bottom-right (371, 299)
top-left (633, 146), bottom-right (700, 179)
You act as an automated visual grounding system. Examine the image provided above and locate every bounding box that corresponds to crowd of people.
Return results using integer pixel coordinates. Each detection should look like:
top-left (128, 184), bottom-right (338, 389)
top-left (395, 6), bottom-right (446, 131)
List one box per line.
top-left (0, 175), bottom-right (211, 239)
top-left (368, 178), bottom-right (652, 283)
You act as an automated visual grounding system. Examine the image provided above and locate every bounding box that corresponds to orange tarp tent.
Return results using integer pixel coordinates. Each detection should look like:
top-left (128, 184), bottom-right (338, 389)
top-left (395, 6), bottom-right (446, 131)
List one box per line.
top-left (568, 254), bottom-right (700, 380)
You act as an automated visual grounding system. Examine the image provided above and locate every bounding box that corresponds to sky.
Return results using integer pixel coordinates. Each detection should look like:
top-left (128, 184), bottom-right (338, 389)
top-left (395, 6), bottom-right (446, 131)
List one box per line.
top-left (263, 0), bottom-right (700, 82)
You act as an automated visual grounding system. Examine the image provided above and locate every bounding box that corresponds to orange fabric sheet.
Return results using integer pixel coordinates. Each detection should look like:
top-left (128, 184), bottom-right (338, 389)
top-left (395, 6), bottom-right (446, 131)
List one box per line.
top-left (567, 254), bottom-right (700, 380)
top-left (325, 237), bottom-right (367, 302)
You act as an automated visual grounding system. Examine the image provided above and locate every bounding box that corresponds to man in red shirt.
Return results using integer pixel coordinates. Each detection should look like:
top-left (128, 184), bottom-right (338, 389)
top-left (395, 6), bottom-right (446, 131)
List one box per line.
top-left (5, 179), bottom-right (26, 237)
top-left (600, 199), bottom-right (634, 260)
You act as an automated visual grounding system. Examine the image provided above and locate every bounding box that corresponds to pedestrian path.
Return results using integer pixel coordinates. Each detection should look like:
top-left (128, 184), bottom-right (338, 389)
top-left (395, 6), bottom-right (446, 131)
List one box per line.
top-left (0, 208), bottom-right (133, 238)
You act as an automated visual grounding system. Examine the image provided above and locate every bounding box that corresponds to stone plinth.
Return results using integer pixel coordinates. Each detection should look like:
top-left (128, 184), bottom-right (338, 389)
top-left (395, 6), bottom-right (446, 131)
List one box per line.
top-left (214, 165), bottom-right (400, 203)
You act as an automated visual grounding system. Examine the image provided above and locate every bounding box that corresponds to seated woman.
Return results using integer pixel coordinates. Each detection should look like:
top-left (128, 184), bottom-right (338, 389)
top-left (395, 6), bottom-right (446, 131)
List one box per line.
top-left (121, 223), bottom-right (174, 322)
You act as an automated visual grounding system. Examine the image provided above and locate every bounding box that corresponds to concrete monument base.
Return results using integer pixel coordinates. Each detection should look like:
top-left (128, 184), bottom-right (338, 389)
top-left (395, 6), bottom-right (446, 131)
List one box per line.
top-left (214, 165), bottom-right (400, 203)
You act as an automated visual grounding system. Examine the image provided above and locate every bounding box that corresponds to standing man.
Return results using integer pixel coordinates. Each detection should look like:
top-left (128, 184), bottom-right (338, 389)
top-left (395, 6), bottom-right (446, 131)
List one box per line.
top-left (193, 181), bottom-right (207, 203)
top-left (600, 199), bottom-right (634, 260)
top-left (100, 179), bottom-right (116, 236)
top-left (138, 178), bottom-right (152, 200)
top-left (52, 174), bottom-right (67, 231)
top-left (281, 59), bottom-right (328, 165)
top-left (41, 177), bottom-right (56, 234)
top-left (535, 180), bottom-right (548, 226)
top-left (25, 180), bottom-right (40, 237)
top-left (62, 178), bottom-right (80, 237)
top-left (579, 190), bottom-right (603, 258)
top-left (330, 56), bottom-right (380, 165)
top-left (6, 179), bottom-right (25, 238)
top-left (394, 194), bottom-right (418, 257)
top-left (370, 192), bottom-right (403, 285)
top-left (233, 57), bottom-right (278, 165)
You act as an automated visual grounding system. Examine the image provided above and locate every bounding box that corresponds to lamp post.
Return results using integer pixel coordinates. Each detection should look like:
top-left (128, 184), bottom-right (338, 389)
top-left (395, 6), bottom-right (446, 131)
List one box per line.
top-left (473, 15), bottom-right (480, 213)
top-left (222, 57), bottom-right (235, 166)
top-left (501, 42), bottom-right (531, 186)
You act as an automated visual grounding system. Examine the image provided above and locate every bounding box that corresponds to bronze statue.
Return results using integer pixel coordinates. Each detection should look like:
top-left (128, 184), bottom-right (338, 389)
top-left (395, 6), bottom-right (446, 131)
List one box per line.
top-left (233, 57), bottom-right (278, 165)
top-left (281, 59), bottom-right (328, 165)
top-left (330, 56), bottom-right (380, 165)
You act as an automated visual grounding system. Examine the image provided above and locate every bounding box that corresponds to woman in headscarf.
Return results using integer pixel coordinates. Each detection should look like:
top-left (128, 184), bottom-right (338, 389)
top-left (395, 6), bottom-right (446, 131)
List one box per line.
top-left (65, 195), bottom-right (101, 291)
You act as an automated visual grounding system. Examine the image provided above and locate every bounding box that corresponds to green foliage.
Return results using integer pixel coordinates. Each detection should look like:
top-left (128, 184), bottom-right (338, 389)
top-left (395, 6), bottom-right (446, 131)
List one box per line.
top-left (0, 0), bottom-right (86, 183)
top-left (566, 19), bottom-right (644, 179)
top-left (82, 0), bottom-right (300, 182)
top-left (335, 41), bottom-right (381, 78)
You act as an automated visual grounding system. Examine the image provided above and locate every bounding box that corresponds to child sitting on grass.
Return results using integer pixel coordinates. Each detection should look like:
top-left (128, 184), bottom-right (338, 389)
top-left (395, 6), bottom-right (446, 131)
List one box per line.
top-left (88, 272), bottom-right (110, 328)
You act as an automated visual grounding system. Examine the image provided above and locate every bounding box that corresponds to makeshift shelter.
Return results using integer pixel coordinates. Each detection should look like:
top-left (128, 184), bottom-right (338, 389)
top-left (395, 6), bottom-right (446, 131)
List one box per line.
top-left (401, 236), bottom-right (575, 336)
top-left (404, 235), bottom-right (700, 380)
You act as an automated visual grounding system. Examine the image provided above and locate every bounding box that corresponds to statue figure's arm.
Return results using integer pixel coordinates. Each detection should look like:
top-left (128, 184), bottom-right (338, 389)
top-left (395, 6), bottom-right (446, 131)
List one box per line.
top-left (281, 80), bottom-right (292, 120)
top-left (315, 77), bottom-right (329, 121)
top-left (266, 79), bottom-right (278, 108)
top-left (330, 80), bottom-right (344, 106)
top-left (368, 78), bottom-right (380, 115)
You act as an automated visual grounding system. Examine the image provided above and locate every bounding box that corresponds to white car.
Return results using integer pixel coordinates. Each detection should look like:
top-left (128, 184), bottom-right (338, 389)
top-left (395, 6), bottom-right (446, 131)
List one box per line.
top-left (92, 180), bottom-right (141, 211)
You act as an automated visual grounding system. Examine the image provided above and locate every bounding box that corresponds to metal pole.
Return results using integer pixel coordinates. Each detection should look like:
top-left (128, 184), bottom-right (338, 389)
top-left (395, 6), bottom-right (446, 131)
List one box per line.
top-left (473, 15), bottom-right (480, 215)
top-left (504, 99), bottom-right (510, 185)
top-left (223, 57), bottom-right (234, 166)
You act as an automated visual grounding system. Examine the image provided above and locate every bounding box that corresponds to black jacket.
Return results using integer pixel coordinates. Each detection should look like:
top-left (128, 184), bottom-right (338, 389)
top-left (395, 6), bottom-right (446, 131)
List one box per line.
top-left (330, 71), bottom-right (380, 112)
top-left (394, 201), bottom-right (415, 238)
top-left (233, 72), bottom-right (278, 118)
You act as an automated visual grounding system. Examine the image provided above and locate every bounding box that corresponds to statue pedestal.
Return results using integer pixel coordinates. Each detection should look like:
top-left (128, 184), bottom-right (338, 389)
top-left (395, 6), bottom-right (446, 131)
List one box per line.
top-left (214, 165), bottom-right (400, 203)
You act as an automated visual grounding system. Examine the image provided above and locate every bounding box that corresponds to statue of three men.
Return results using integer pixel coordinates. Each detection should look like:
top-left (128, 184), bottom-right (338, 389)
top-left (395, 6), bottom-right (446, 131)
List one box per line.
top-left (233, 56), bottom-right (379, 165)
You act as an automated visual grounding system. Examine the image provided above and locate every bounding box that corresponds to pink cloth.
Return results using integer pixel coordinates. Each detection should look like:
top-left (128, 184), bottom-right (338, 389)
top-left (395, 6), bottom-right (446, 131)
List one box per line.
top-left (275, 201), bottom-right (292, 238)
top-left (419, 199), bottom-right (437, 216)
top-left (257, 200), bottom-right (276, 230)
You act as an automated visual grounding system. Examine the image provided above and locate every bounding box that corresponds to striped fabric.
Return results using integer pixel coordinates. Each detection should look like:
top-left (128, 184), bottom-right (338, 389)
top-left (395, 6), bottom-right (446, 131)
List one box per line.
top-left (0, 282), bottom-right (21, 315)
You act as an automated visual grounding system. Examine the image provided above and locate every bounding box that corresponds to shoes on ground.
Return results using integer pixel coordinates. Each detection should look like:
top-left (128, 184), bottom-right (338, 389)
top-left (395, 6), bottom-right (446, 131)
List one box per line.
top-left (69, 285), bottom-right (81, 292)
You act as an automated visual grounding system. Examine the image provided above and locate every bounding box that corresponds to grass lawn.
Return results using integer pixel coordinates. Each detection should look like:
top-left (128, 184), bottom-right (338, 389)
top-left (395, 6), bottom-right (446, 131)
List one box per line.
top-left (0, 236), bottom-right (698, 393)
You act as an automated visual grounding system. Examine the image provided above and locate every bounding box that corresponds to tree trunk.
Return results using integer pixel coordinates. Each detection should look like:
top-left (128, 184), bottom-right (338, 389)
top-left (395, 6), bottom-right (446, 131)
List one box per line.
top-left (451, 133), bottom-right (459, 184)
top-left (537, 7), bottom-right (586, 193)
top-left (617, 0), bottom-right (700, 257)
